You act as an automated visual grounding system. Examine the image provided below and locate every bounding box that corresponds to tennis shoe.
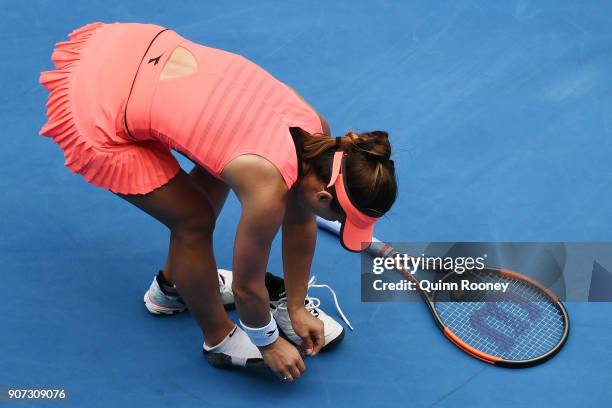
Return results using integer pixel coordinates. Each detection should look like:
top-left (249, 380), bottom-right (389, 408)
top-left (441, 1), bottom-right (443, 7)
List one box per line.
top-left (266, 273), bottom-right (353, 351)
top-left (144, 269), bottom-right (234, 315)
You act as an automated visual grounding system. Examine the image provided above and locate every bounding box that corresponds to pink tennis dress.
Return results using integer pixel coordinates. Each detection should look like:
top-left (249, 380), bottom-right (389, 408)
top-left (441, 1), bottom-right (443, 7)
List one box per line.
top-left (39, 22), bottom-right (323, 194)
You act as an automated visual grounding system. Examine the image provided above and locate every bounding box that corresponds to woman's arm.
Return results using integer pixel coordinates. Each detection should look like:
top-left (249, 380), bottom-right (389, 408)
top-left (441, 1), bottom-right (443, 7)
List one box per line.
top-left (282, 189), bottom-right (316, 312)
top-left (223, 155), bottom-right (306, 379)
top-left (224, 155), bottom-right (287, 326)
top-left (281, 189), bottom-right (325, 355)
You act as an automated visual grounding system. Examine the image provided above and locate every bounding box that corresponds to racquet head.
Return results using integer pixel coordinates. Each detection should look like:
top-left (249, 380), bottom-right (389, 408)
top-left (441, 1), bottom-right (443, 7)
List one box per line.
top-left (432, 267), bottom-right (569, 367)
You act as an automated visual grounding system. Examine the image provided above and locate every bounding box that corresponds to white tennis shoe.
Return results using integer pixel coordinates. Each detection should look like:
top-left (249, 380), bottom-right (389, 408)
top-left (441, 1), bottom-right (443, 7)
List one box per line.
top-left (266, 273), bottom-right (353, 351)
top-left (144, 270), bottom-right (353, 351)
top-left (144, 269), bottom-right (234, 315)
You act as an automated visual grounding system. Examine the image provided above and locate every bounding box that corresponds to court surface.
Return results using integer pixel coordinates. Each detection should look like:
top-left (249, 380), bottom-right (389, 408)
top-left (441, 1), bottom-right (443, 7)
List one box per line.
top-left (2, 1), bottom-right (612, 406)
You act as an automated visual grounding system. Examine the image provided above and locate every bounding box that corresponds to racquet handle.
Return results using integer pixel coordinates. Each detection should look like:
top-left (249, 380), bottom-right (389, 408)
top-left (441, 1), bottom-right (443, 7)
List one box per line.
top-left (315, 217), bottom-right (341, 235)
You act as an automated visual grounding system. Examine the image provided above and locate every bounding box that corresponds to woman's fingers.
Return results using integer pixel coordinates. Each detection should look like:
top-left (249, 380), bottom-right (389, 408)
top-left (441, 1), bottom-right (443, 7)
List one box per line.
top-left (287, 363), bottom-right (302, 380)
top-left (261, 337), bottom-right (306, 382)
top-left (301, 335), bottom-right (314, 356)
top-left (278, 371), bottom-right (293, 382)
top-left (277, 354), bottom-right (305, 382)
top-left (296, 355), bottom-right (306, 373)
top-left (311, 327), bottom-right (325, 356)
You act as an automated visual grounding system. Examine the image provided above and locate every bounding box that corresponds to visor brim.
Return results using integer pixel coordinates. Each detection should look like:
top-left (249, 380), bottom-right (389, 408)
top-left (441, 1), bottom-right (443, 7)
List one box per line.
top-left (339, 216), bottom-right (375, 252)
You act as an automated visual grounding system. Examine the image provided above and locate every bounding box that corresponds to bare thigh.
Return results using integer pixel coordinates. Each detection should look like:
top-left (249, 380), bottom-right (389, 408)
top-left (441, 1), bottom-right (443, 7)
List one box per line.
top-left (187, 164), bottom-right (230, 219)
top-left (115, 168), bottom-right (215, 233)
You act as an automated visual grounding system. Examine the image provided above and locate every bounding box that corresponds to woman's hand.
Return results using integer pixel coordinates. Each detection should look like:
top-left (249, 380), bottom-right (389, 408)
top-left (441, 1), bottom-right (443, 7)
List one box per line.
top-left (290, 306), bottom-right (324, 356)
top-left (260, 337), bottom-right (305, 382)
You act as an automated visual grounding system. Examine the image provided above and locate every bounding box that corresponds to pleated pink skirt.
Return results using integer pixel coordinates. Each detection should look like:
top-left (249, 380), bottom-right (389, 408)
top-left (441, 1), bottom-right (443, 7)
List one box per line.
top-left (39, 22), bottom-right (181, 195)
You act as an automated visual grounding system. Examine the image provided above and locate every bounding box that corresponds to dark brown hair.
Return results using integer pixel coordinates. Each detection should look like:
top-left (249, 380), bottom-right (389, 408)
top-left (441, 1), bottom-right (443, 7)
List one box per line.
top-left (302, 130), bottom-right (397, 216)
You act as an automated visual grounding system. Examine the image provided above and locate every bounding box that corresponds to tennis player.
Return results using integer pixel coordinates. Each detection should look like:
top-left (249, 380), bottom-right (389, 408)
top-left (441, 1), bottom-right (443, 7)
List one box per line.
top-left (39, 22), bottom-right (397, 381)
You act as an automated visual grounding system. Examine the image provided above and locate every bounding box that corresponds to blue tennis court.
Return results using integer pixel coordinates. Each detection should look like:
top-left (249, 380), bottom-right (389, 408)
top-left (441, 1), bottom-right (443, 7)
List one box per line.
top-left (2, 1), bottom-right (612, 406)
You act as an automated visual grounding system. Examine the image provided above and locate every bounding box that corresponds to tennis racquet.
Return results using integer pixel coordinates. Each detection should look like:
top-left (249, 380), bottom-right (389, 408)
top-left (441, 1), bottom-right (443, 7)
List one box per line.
top-left (316, 217), bottom-right (570, 368)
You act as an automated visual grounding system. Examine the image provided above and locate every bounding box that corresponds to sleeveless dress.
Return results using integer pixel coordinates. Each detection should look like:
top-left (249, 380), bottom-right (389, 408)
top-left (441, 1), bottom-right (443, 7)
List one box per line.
top-left (39, 22), bottom-right (323, 194)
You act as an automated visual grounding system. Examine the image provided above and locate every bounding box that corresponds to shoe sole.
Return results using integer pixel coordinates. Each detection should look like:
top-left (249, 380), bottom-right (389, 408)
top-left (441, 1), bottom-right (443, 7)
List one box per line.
top-left (143, 293), bottom-right (186, 316)
top-left (321, 328), bottom-right (345, 351)
top-left (203, 350), bottom-right (266, 369)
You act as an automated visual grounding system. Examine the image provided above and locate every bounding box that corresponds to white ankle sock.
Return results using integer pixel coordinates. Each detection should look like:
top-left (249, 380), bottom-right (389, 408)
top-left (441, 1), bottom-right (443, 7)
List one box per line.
top-left (203, 325), bottom-right (263, 367)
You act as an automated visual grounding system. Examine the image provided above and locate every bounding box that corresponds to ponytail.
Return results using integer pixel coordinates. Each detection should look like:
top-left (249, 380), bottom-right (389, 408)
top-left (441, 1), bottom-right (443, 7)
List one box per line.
top-left (302, 129), bottom-right (397, 215)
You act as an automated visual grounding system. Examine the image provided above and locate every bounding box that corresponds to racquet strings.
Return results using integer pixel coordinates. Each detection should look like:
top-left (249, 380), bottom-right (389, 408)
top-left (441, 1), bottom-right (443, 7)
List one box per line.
top-left (434, 270), bottom-right (566, 361)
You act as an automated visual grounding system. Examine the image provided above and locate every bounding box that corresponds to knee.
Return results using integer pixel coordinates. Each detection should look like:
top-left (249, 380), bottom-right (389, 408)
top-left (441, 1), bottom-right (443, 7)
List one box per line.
top-left (171, 214), bottom-right (216, 244)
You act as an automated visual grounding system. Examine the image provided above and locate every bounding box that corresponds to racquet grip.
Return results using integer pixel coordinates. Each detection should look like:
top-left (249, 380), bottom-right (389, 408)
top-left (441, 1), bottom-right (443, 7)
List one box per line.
top-left (315, 217), bottom-right (342, 235)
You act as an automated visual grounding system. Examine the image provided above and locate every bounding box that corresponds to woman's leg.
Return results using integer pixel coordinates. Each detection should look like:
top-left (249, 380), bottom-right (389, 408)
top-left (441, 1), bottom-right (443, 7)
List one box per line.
top-left (116, 169), bottom-right (233, 347)
top-left (161, 165), bottom-right (230, 284)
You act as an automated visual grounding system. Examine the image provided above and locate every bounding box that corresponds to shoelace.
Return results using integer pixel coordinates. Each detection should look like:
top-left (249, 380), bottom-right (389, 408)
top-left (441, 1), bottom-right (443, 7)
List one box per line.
top-left (275, 276), bottom-right (354, 331)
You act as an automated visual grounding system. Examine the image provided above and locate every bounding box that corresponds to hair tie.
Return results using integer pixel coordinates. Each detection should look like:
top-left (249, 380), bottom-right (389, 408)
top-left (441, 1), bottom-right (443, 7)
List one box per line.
top-left (335, 136), bottom-right (342, 149)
